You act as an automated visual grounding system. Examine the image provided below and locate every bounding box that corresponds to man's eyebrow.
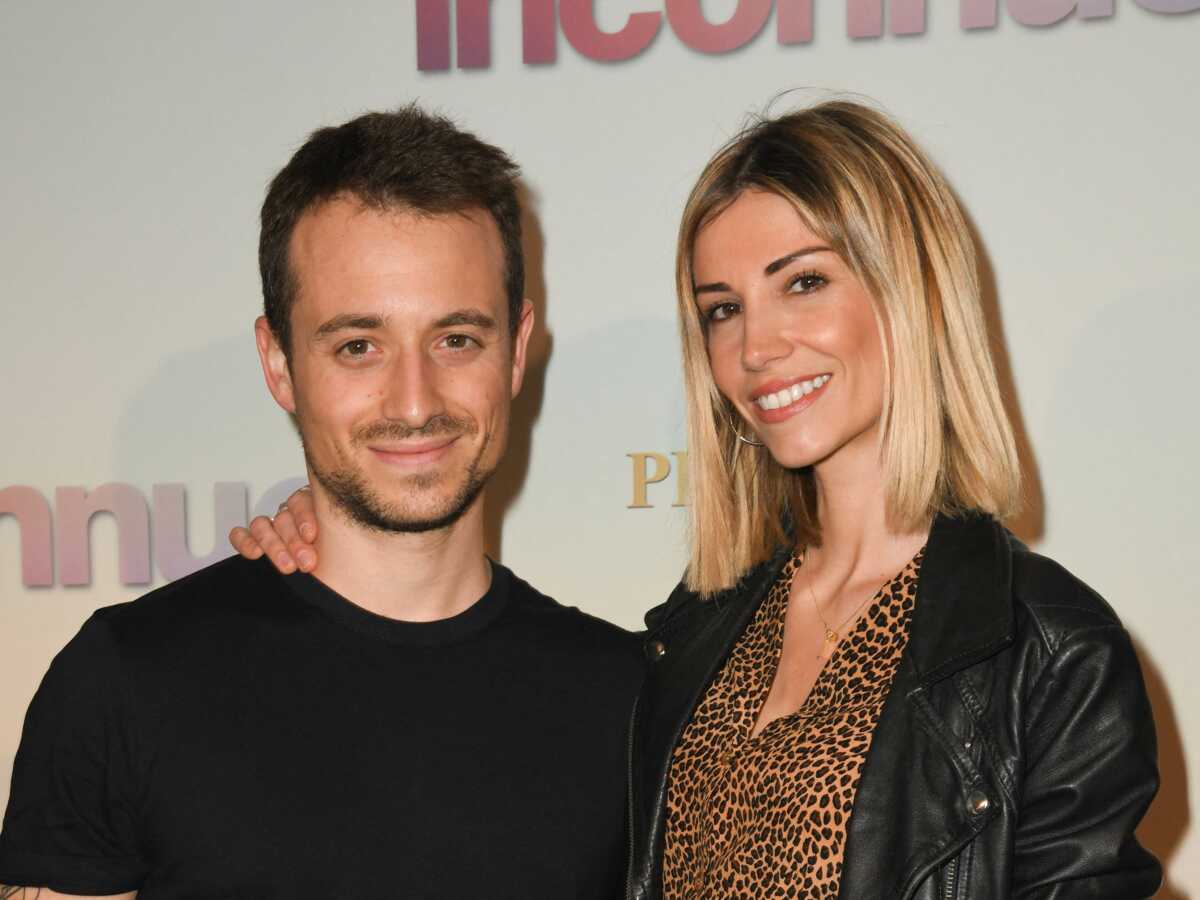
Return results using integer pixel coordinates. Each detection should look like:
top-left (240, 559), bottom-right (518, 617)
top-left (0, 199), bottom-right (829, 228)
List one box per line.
top-left (693, 246), bottom-right (835, 294)
top-left (313, 314), bottom-right (385, 339)
top-left (434, 309), bottom-right (498, 330)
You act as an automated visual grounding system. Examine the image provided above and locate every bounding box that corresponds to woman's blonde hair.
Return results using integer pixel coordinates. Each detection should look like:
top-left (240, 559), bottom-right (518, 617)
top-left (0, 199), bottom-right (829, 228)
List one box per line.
top-left (678, 100), bottom-right (1021, 594)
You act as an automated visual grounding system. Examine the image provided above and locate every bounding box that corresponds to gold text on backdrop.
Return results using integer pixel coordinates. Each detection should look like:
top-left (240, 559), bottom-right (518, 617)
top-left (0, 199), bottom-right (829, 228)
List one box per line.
top-left (628, 452), bottom-right (689, 509)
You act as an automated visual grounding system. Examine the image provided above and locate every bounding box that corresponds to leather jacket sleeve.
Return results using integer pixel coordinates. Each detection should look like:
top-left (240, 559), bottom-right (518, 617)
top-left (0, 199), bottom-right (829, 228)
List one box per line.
top-left (1012, 620), bottom-right (1161, 898)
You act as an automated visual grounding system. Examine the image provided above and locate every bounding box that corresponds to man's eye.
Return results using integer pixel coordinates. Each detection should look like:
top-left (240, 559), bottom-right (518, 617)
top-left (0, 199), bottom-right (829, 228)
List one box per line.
top-left (706, 302), bottom-right (740, 324)
top-left (339, 339), bottom-right (374, 357)
top-left (442, 333), bottom-right (479, 350)
top-left (789, 270), bottom-right (827, 294)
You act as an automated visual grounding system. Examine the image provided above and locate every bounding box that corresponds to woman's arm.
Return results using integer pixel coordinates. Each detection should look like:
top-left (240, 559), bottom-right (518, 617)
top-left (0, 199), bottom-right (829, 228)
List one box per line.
top-left (1014, 622), bottom-right (1161, 898)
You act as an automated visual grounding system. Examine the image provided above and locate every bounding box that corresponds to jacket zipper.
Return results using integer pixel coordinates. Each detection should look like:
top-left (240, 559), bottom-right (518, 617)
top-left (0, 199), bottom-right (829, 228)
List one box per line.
top-left (941, 856), bottom-right (959, 900)
top-left (624, 693), bottom-right (641, 900)
top-left (899, 834), bottom-right (976, 900)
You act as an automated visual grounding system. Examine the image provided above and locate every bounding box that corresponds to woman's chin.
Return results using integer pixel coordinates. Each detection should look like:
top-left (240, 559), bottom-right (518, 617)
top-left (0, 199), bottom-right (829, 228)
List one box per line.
top-left (760, 440), bottom-right (827, 472)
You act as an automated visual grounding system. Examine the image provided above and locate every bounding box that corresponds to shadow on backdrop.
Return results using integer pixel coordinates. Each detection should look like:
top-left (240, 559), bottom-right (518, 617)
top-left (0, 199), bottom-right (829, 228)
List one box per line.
top-left (1044, 286), bottom-right (1197, 895)
top-left (1135, 638), bottom-right (1191, 899)
top-left (484, 181), bottom-right (551, 561)
top-left (962, 208), bottom-right (1045, 544)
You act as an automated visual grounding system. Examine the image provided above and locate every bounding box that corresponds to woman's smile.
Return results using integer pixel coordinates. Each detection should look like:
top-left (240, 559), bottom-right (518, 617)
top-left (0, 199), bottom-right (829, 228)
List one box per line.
top-left (750, 373), bottom-right (833, 422)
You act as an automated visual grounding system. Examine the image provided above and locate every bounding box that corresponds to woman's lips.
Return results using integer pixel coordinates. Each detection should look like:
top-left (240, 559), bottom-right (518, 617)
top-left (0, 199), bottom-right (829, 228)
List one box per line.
top-left (749, 374), bottom-right (832, 424)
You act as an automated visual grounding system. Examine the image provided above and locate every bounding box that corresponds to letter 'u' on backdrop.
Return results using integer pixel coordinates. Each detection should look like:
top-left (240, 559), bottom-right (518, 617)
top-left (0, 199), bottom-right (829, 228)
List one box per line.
top-left (1, 1), bottom-right (1198, 893)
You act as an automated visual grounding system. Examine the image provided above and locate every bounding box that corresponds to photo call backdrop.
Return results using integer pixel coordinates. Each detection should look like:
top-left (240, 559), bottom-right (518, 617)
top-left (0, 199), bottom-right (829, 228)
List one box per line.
top-left (2, 1), bottom-right (1198, 894)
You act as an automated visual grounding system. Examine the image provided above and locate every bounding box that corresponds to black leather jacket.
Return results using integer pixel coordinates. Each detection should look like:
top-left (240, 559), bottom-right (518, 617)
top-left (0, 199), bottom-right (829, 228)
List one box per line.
top-left (627, 513), bottom-right (1161, 899)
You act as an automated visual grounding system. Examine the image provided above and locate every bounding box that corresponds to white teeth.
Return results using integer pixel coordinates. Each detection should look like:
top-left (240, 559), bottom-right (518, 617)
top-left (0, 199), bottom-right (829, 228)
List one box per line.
top-left (755, 375), bottom-right (832, 411)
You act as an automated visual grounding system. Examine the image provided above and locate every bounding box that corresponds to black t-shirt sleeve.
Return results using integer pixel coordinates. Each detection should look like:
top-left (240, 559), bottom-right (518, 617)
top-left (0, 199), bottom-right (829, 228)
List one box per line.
top-left (0, 613), bottom-right (147, 894)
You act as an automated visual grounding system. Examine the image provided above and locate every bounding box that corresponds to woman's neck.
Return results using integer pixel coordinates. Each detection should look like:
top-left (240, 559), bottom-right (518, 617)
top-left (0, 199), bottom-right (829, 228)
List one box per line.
top-left (808, 437), bottom-right (929, 584)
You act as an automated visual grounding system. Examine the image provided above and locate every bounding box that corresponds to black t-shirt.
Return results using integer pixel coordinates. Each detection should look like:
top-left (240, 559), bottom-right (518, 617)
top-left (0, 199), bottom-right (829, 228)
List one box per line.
top-left (0, 556), bottom-right (644, 898)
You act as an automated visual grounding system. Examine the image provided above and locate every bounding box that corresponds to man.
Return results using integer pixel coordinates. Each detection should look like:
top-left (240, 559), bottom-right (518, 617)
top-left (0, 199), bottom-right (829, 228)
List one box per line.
top-left (0, 107), bottom-right (643, 898)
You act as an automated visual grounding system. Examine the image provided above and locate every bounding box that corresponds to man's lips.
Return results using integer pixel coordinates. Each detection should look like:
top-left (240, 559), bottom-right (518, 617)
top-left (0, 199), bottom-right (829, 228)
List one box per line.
top-left (749, 374), bottom-right (832, 424)
top-left (367, 436), bottom-right (459, 467)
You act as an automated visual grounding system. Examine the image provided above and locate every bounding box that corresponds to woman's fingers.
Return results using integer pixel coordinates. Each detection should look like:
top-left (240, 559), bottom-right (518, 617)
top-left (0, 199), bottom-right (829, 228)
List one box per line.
top-left (284, 486), bottom-right (319, 543)
top-left (228, 525), bottom-right (265, 560)
top-left (228, 486), bottom-right (320, 574)
top-left (247, 513), bottom-right (298, 574)
top-left (275, 506), bottom-right (317, 573)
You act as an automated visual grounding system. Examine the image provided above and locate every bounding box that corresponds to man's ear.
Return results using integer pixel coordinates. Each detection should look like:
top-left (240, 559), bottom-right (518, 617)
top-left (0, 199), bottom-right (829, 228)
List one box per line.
top-left (510, 299), bottom-right (535, 398)
top-left (255, 316), bottom-right (297, 413)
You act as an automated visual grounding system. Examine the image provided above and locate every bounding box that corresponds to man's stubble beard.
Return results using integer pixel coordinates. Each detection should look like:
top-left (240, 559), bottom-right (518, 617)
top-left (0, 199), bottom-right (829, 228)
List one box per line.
top-left (303, 414), bottom-right (497, 535)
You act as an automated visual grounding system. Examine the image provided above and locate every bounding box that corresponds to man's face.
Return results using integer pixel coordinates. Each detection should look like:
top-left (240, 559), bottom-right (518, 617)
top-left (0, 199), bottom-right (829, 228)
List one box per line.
top-left (256, 196), bottom-right (533, 534)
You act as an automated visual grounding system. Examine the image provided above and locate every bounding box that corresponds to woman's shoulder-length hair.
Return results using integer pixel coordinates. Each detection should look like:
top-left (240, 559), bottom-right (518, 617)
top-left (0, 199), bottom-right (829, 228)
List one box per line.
top-left (677, 99), bottom-right (1021, 595)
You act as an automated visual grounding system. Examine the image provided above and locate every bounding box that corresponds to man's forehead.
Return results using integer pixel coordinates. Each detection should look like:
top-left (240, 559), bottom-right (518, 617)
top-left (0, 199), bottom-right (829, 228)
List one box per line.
top-left (294, 194), bottom-right (499, 246)
top-left (287, 198), bottom-right (507, 331)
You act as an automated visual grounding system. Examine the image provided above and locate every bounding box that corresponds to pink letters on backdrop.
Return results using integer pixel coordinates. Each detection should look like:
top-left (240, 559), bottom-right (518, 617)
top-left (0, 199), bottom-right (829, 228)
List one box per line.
top-left (415, 0), bottom-right (1194, 71)
top-left (0, 486), bottom-right (53, 586)
top-left (664, 0), bottom-right (773, 54)
top-left (1, 481), bottom-right (306, 588)
top-left (559, 0), bottom-right (662, 63)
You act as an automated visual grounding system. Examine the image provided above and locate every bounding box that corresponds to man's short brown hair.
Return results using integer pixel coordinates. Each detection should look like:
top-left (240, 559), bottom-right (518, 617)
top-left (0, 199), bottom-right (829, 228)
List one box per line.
top-left (259, 105), bottom-right (523, 355)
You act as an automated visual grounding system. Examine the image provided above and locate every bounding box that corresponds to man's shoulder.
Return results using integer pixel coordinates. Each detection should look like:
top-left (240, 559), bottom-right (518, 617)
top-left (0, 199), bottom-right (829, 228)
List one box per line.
top-left (28, 557), bottom-right (292, 717)
top-left (88, 555), bottom-right (293, 648)
top-left (503, 567), bottom-right (643, 658)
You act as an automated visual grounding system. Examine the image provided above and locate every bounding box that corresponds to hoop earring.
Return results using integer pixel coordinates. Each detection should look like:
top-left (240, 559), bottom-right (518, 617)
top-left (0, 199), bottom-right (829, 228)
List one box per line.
top-left (728, 413), bottom-right (764, 447)
top-left (736, 430), bottom-right (765, 447)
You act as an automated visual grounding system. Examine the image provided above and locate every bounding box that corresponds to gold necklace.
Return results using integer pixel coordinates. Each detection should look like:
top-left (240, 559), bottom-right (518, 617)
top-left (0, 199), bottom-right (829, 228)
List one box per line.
top-left (802, 557), bottom-right (877, 659)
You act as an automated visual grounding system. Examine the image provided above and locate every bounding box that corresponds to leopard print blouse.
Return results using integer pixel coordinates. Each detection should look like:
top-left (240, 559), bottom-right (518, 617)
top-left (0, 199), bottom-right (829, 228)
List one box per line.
top-left (662, 548), bottom-right (923, 899)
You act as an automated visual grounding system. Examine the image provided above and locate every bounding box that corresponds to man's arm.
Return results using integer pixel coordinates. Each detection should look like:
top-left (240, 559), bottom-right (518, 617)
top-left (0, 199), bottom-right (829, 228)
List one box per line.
top-left (1, 887), bottom-right (136, 899)
top-left (0, 617), bottom-right (148, 895)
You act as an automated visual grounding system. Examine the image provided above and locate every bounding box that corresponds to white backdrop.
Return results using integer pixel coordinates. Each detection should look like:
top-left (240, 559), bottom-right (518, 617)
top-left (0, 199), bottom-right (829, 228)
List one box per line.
top-left (2, 1), bottom-right (1197, 894)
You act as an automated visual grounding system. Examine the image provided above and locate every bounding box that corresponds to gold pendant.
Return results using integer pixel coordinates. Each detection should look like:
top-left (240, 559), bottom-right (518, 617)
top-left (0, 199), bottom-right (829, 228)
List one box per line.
top-left (819, 628), bottom-right (838, 658)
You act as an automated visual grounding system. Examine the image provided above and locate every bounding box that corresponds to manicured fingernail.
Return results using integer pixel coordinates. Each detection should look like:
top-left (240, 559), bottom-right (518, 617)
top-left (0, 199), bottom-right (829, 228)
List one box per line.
top-left (277, 554), bottom-right (296, 572)
top-left (298, 550), bottom-right (315, 569)
top-left (301, 524), bottom-right (316, 540)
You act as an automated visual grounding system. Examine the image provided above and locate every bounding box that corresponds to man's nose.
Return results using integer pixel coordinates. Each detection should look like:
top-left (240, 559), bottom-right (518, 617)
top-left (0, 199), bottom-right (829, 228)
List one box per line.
top-left (740, 303), bottom-right (790, 372)
top-left (380, 348), bottom-right (445, 426)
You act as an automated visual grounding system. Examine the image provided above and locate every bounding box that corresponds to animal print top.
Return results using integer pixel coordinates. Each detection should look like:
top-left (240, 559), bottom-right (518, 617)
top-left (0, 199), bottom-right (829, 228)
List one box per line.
top-left (662, 548), bottom-right (923, 899)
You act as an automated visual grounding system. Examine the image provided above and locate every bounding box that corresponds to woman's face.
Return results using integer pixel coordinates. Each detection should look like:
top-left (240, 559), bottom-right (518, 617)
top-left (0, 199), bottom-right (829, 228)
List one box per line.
top-left (692, 189), bottom-right (886, 471)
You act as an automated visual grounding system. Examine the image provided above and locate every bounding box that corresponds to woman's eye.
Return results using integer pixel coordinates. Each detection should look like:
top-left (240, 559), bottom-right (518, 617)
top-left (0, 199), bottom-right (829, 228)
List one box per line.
top-left (706, 301), bottom-right (740, 324)
top-left (789, 271), bottom-right (827, 294)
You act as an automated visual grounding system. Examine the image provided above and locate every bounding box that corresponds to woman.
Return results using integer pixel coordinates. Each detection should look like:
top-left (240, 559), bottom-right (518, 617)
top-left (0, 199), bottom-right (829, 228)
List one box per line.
top-left (234, 101), bottom-right (1161, 899)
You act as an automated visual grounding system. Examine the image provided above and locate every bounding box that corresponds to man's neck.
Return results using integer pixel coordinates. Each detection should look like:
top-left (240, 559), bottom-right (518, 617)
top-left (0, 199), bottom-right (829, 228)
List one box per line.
top-left (306, 494), bottom-right (492, 623)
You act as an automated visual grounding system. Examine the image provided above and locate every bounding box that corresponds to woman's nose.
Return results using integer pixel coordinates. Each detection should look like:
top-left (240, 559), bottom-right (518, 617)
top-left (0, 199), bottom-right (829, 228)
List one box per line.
top-left (740, 304), bottom-right (791, 371)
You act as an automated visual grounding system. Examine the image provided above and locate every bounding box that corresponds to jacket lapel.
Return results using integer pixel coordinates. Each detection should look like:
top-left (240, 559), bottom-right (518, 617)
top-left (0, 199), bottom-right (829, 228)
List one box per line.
top-left (904, 513), bottom-right (1015, 685)
top-left (839, 514), bottom-right (1015, 899)
top-left (633, 546), bottom-right (792, 896)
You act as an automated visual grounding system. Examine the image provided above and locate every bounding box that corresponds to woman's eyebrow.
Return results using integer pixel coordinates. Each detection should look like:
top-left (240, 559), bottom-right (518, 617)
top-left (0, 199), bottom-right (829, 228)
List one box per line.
top-left (694, 245), bottom-right (836, 292)
top-left (763, 245), bottom-right (834, 276)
